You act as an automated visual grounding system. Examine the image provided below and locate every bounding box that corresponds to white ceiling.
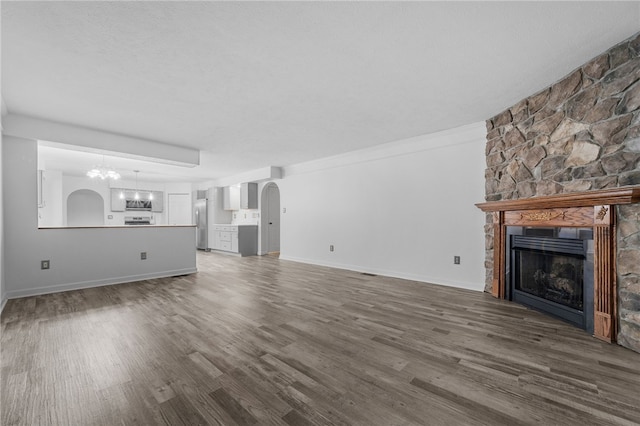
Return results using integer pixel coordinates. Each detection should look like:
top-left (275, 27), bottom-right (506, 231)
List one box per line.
top-left (3, 1), bottom-right (639, 182)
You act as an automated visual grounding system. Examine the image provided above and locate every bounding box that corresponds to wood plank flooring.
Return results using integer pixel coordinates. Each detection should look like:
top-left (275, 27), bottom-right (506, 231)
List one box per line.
top-left (2, 252), bottom-right (640, 425)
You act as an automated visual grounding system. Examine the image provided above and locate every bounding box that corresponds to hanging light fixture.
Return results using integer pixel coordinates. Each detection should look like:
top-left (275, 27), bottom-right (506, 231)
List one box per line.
top-left (86, 155), bottom-right (120, 180)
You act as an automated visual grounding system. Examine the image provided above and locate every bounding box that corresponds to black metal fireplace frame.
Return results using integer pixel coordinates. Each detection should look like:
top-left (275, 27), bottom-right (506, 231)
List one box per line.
top-left (509, 233), bottom-right (594, 333)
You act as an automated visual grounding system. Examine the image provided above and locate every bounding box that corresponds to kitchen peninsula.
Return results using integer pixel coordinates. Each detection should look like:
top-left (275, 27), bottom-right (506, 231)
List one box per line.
top-left (2, 136), bottom-right (199, 300)
top-left (21, 223), bottom-right (198, 299)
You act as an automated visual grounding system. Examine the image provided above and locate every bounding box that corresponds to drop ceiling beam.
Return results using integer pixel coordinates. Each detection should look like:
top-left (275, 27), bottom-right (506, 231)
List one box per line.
top-left (2, 114), bottom-right (200, 167)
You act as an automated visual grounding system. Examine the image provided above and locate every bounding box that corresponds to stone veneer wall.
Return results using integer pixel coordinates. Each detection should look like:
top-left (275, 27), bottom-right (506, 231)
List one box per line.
top-left (483, 32), bottom-right (640, 352)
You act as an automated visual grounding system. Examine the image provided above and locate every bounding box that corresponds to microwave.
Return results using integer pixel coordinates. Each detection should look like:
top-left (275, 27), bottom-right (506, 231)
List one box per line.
top-left (125, 199), bottom-right (152, 211)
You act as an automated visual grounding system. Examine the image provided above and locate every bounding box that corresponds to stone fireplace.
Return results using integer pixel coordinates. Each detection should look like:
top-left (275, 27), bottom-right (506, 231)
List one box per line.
top-left (477, 189), bottom-right (640, 344)
top-left (480, 32), bottom-right (640, 352)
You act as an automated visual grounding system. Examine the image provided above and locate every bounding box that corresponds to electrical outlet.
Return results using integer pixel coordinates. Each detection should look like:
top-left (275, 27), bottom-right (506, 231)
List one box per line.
top-left (330, 245), bottom-right (334, 252)
top-left (283, 207), bottom-right (286, 213)
top-left (454, 256), bottom-right (461, 265)
top-left (41, 260), bottom-right (50, 270)
top-left (141, 252), bottom-right (147, 260)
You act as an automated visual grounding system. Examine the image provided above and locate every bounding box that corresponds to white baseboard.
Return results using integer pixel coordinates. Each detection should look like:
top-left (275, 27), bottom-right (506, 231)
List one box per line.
top-left (5, 268), bottom-right (198, 300)
top-left (278, 255), bottom-right (483, 292)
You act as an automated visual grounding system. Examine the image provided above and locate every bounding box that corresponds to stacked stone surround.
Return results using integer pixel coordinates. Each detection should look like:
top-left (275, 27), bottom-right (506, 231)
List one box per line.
top-left (483, 32), bottom-right (640, 352)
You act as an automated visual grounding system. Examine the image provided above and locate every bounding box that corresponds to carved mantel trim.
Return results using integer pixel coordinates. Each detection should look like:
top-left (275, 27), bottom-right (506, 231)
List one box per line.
top-left (475, 185), bottom-right (640, 344)
top-left (475, 186), bottom-right (640, 212)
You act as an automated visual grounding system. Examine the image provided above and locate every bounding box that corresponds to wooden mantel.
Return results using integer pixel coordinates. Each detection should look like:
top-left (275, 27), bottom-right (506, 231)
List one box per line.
top-left (476, 186), bottom-right (640, 212)
top-left (475, 185), bottom-right (640, 343)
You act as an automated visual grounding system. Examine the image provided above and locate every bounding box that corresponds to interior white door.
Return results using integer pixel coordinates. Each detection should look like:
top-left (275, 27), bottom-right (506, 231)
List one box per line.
top-left (266, 185), bottom-right (280, 252)
top-left (168, 193), bottom-right (191, 225)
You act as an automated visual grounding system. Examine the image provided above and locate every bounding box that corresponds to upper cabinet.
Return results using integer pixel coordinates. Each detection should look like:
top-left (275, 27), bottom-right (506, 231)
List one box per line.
top-left (223, 183), bottom-right (258, 210)
top-left (223, 186), bottom-right (241, 210)
top-left (241, 182), bottom-right (258, 209)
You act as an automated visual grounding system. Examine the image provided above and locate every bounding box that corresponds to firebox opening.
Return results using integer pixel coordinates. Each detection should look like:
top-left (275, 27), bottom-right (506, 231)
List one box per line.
top-left (507, 227), bottom-right (594, 334)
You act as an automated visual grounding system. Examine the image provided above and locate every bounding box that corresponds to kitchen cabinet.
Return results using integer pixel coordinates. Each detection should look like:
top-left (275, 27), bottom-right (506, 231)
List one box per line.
top-left (241, 182), bottom-right (258, 209)
top-left (211, 225), bottom-right (257, 256)
top-left (110, 188), bottom-right (125, 211)
top-left (223, 186), bottom-right (241, 210)
top-left (207, 187), bottom-right (232, 244)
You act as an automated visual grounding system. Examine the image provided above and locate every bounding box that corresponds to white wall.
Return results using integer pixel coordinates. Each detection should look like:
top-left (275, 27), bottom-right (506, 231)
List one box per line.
top-left (278, 122), bottom-right (487, 291)
top-left (63, 175), bottom-right (111, 226)
top-left (0, 128), bottom-right (5, 310)
top-left (38, 169), bottom-right (63, 227)
top-left (166, 182), bottom-right (193, 225)
top-left (2, 136), bottom-right (197, 299)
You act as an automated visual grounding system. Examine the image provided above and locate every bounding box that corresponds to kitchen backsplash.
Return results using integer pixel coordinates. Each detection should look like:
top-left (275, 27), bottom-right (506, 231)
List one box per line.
top-left (232, 209), bottom-right (260, 225)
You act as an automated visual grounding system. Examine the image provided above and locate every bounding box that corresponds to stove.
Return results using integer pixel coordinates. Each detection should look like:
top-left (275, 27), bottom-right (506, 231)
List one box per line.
top-left (124, 216), bottom-right (152, 225)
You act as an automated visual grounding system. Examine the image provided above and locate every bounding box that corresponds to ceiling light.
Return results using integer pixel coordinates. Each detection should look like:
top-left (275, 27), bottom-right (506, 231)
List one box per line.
top-left (87, 155), bottom-right (120, 180)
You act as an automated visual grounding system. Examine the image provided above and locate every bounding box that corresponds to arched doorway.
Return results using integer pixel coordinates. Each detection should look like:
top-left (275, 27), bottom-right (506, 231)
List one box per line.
top-left (261, 183), bottom-right (280, 254)
top-left (67, 189), bottom-right (104, 226)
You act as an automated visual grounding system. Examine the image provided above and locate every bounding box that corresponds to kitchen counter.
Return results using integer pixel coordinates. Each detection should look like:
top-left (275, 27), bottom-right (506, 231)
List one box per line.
top-left (13, 223), bottom-right (197, 300)
top-left (38, 225), bottom-right (196, 229)
top-left (212, 223), bottom-right (258, 226)
top-left (211, 224), bottom-right (258, 256)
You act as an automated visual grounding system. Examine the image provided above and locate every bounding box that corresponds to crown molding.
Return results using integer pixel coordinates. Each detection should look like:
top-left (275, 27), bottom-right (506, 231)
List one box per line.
top-left (281, 121), bottom-right (486, 177)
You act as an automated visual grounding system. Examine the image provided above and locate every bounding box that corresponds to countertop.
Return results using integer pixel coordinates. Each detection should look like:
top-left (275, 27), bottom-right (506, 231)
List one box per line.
top-left (39, 225), bottom-right (196, 229)
top-left (212, 223), bottom-right (258, 227)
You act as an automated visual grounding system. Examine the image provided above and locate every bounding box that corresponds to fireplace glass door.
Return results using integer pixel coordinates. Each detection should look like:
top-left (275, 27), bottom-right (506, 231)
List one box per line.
top-left (509, 229), bottom-right (594, 332)
top-left (514, 249), bottom-right (583, 311)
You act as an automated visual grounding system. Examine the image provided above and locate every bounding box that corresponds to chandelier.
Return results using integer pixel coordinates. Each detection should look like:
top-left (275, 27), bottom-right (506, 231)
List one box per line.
top-left (86, 155), bottom-right (120, 180)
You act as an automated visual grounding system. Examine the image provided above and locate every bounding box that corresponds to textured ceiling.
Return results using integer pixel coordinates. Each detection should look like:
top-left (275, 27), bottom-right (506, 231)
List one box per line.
top-left (2, 1), bottom-right (639, 181)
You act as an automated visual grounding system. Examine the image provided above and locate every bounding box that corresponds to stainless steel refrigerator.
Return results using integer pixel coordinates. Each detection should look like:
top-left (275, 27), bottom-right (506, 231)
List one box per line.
top-left (195, 190), bottom-right (208, 250)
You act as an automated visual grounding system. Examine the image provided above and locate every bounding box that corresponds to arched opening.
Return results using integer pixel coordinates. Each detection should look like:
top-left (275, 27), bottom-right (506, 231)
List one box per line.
top-left (67, 189), bottom-right (104, 227)
top-left (260, 182), bottom-right (280, 255)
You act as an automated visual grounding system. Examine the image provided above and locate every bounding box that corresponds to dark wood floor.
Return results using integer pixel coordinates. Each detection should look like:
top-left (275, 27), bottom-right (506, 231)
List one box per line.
top-left (2, 252), bottom-right (640, 425)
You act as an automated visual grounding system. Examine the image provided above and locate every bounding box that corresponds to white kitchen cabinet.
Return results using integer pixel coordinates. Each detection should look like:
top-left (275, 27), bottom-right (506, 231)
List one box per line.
top-left (207, 187), bottom-right (232, 246)
top-left (241, 182), bottom-right (258, 209)
top-left (110, 188), bottom-right (125, 211)
top-left (223, 186), bottom-right (241, 210)
top-left (211, 225), bottom-right (257, 256)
